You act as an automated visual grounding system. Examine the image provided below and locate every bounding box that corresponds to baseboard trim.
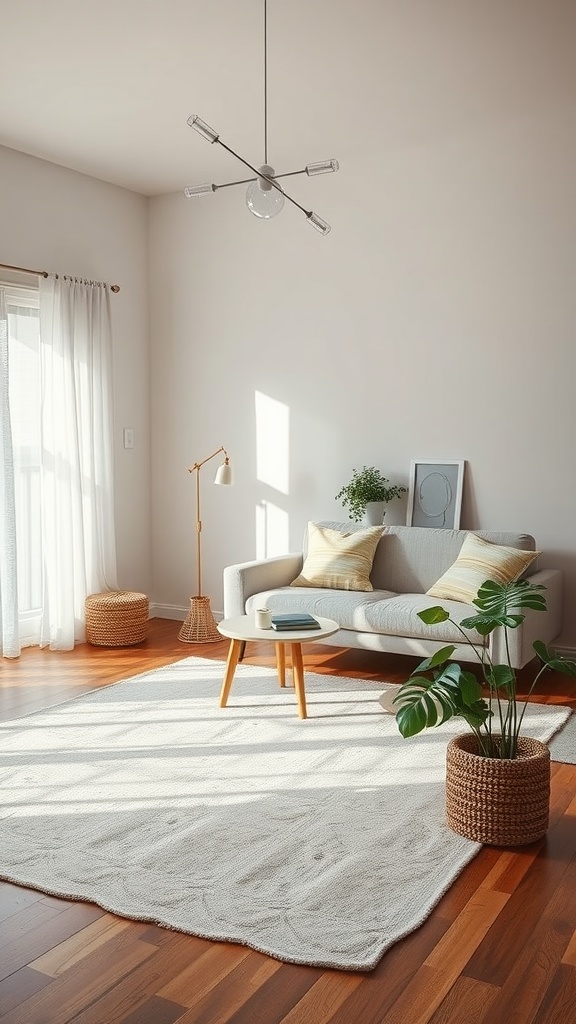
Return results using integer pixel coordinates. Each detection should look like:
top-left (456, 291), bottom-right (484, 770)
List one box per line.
top-left (149, 602), bottom-right (223, 623)
top-left (148, 603), bottom-right (187, 621)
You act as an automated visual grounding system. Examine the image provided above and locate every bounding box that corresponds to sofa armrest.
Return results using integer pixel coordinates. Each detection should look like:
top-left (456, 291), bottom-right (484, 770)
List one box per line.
top-left (223, 554), bottom-right (304, 618)
top-left (489, 568), bottom-right (563, 669)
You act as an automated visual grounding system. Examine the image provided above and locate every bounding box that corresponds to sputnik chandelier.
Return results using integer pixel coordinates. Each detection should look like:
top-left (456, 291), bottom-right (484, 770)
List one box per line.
top-left (184, 0), bottom-right (339, 235)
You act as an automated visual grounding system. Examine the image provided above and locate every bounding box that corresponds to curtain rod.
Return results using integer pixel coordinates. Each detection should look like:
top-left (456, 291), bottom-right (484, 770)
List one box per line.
top-left (0, 261), bottom-right (120, 293)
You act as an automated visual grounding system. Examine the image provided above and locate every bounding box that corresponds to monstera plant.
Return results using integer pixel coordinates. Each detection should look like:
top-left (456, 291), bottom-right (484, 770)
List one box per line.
top-left (393, 577), bottom-right (576, 757)
top-left (392, 578), bottom-right (576, 844)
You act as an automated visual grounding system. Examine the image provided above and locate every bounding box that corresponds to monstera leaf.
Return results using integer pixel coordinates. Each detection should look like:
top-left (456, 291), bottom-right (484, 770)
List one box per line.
top-left (533, 640), bottom-right (576, 677)
top-left (394, 656), bottom-right (490, 739)
top-left (459, 578), bottom-right (547, 636)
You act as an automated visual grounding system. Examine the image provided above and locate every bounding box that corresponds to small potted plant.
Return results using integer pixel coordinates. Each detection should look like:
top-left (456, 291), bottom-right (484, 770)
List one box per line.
top-left (393, 578), bottom-right (576, 845)
top-left (335, 466), bottom-right (406, 524)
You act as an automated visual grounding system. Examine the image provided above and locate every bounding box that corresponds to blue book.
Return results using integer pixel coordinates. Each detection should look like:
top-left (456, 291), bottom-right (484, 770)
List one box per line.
top-left (271, 613), bottom-right (320, 630)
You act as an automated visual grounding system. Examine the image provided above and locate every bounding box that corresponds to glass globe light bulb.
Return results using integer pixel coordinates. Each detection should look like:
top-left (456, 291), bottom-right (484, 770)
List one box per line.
top-left (246, 165), bottom-right (285, 219)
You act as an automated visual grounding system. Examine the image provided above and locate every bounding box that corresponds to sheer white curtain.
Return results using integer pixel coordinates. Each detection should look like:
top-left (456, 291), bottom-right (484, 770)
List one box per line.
top-left (0, 288), bottom-right (20, 657)
top-left (38, 275), bottom-right (118, 650)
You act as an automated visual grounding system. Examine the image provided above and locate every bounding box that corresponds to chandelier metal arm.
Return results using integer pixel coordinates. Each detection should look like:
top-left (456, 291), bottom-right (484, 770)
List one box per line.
top-left (212, 166), bottom-right (332, 190)
top-left (214, 175), bottom-right (259, 189)
top-left (273, 169), bottom-right (314, 181)
top-left (215, 138), bottom-right (311, 217)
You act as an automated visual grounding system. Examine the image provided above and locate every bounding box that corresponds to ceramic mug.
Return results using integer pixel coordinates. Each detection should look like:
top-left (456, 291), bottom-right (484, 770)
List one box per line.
top-left (255, 608), bottom-right (272, 629)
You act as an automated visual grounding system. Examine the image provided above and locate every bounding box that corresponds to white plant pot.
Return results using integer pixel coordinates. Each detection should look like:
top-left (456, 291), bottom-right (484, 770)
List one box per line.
top-left (364, 501), bottom-right (386, 525)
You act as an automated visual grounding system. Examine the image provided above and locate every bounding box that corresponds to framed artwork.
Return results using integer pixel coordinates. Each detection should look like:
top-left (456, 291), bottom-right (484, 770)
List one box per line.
top-left (406, 460), bottom-right (465, 529)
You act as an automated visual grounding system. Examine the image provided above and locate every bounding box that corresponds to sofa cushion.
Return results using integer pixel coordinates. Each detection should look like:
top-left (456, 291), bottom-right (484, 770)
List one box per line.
top-left (291, 522), bottom-right (383, 592)
top-left (426, 533), bottom-right (541, 605)
top-left (360, 593), bottom-right (487, 645)
top-left (245, 588), bottom-right (486, 646)
top-left (246, 587), bottom-right (396, 627)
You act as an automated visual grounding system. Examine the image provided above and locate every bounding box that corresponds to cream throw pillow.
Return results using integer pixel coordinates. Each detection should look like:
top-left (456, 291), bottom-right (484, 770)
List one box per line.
top-left (291, 522), bottom-right (383, 592)
top-left (427, 533), bottom-right (540, 605)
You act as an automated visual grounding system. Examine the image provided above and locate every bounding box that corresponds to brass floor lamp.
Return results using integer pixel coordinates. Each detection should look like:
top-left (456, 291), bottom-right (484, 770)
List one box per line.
top-left (178, 446), bottom-right (232, 643)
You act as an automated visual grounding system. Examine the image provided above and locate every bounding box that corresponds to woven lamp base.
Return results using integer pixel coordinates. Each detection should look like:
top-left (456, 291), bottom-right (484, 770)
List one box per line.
top-left (178, 596), bottom-right (221, 644)
top-left (446, 734), bottom-right (551, 846)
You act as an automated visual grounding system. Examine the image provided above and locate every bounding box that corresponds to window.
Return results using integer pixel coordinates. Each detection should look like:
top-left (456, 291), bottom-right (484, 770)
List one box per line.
top-left (6, 285), bottom-right (42, 639)
top-left (2, 274), bottom-right (118, 657)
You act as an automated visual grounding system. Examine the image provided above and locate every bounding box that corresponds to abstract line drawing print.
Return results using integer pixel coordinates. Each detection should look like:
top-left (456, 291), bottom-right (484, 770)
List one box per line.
top-left (407, 461), bottom-right (465, 529)
top-left (417, 470), bottom-right (453, 525)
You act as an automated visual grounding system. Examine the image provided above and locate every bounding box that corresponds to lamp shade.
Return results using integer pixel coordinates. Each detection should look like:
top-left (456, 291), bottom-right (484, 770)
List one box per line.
top-left (184, 183), bottom-right (216, 197)
top-left (187, 115), bottom-right (219, 144)
top-left (214, 460), bottom-right (233, 485)
top-left (306, 211), bottom-right (331, 235)
top-left (305, 159), bottom-right (340, 176)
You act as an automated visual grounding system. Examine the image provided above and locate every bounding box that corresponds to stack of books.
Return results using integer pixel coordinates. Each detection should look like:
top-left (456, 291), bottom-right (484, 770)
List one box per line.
top-left (270, 613), bottom-right (321, 631)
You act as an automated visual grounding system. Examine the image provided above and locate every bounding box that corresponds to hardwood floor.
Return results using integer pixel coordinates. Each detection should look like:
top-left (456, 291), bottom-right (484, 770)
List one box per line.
top-left (1, 618), bottom-right (576, 1024)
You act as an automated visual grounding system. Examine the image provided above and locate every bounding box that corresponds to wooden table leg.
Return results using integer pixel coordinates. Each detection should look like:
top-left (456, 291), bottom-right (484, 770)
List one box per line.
top-left (290, 642), bottom-right (307, 719)
top-left (276, 643), bottom-right (286, 687)
top-left (219, 638), bottom-right (243, 707)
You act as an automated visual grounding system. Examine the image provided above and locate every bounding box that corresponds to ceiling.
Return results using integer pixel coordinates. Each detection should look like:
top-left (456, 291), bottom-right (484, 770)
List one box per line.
top-left (0, 0), bottom-right (355, 197)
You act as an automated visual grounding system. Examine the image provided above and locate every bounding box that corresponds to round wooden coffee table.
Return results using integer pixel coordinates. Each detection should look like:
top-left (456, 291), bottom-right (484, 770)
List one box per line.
top-left (217, 614), bottom-right (340, 719)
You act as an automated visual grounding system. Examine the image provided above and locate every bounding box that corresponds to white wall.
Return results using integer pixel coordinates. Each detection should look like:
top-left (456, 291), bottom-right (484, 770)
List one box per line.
top-left (0, 145), bottom-right (152, 596)
top-left (149, 0), bottom-right (576, 649)
top-left (3, 2), bottom-right (575, 652)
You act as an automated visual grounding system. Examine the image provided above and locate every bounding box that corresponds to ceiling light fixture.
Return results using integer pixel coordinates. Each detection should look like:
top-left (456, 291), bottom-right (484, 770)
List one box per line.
top-left (184, 0), bottom-right (339, 235)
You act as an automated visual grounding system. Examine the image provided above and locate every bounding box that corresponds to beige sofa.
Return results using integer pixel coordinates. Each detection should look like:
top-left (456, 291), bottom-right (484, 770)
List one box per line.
top-left (223, 522), bottom-right (563, 669)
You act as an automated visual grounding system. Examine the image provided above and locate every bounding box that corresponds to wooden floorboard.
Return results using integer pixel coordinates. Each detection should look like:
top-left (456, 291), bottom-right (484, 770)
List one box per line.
top-left (0, 618), bottom-right (575, 1023)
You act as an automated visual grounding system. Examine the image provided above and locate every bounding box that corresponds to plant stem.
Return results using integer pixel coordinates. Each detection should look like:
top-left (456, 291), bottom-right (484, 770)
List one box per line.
top-left (516, 661), bottom-right (549, 735)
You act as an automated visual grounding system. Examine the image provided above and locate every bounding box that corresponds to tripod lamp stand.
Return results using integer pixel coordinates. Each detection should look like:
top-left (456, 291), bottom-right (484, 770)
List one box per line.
top-left (178, 446), bottom-right (233, 643)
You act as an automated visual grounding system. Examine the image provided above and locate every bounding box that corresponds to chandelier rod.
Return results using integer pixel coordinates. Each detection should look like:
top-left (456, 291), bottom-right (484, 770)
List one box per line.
top-left (264, 0), bottom-right (268, 164)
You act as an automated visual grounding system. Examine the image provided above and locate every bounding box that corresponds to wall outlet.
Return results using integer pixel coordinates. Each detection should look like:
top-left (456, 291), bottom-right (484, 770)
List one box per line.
top-left (123, 428), bottom-right (134, 449)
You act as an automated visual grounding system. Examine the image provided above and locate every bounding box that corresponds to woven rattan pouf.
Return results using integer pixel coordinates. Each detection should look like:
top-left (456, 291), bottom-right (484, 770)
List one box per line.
top-left (85, 590), bottom-right (149, 647)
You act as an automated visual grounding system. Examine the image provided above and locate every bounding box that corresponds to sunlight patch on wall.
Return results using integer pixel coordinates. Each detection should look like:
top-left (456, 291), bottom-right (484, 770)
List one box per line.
top-left (255, 391), bottom-right (289, 557)
top-left (256, 500), bottom-right (289, 559)
top-left (255, 391), bottom-right (289, 494)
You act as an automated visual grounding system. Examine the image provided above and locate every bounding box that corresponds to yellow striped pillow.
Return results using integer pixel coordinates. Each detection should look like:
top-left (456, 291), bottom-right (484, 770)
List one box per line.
top-left (426, 533), bottom-right (540, 605)
top-left (291, 522), bottom-right (383, 592)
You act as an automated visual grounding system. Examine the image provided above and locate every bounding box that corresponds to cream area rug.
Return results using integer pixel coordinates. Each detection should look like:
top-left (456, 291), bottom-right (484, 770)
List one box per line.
top-left (0, 657), bottom-right (573, 972)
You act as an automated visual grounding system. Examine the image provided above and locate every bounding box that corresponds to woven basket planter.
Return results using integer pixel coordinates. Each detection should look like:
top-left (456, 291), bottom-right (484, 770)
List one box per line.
top-left (85, 590), bottom-right (149, 647)
top-left (445, 733), bottom-right (551, 846)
